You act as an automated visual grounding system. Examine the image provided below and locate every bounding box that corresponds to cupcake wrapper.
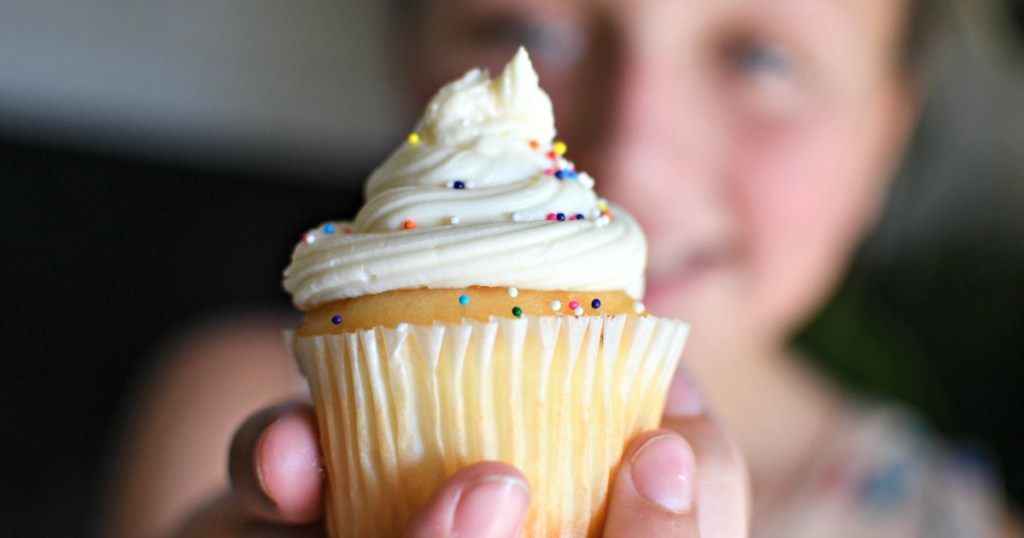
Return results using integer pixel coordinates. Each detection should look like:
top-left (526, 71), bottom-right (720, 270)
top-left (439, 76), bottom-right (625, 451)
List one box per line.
top-left (290, 314), bottom-right (689, 537)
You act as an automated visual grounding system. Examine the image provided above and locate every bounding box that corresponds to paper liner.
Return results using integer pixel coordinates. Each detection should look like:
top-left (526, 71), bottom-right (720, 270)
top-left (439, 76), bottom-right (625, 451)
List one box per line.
top-left (290, 314), bottom-right (689, 537)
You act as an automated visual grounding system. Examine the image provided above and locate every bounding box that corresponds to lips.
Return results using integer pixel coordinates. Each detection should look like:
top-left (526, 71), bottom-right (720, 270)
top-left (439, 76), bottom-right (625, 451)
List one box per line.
top-left (645, 243), bottom-right (734, 311)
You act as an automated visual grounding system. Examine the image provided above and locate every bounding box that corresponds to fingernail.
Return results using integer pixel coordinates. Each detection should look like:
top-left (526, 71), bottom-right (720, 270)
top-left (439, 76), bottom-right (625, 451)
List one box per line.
top-left (253, 424), bottom-right (279, 510)
top-left (451, 475), bottom-right (530, 538)
top-left (664, 367), bottom-right (704, 417)
top-left (631, 435), bottom-right (695, 513)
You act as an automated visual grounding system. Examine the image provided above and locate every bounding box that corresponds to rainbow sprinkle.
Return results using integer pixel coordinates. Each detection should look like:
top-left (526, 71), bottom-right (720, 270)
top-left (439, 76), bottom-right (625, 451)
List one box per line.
top-left (508, 287), bottom-right (519, 298)
top-left (512, 306), bottom-right (523, 318)
top-left (331, 315), bottom-right (343, 325)
top-left (459, 294), bottom-right (470, 306)
top-left (408, 132), bottom-right (421, 145)
top-left (591, 298), bottom-right (602, 309)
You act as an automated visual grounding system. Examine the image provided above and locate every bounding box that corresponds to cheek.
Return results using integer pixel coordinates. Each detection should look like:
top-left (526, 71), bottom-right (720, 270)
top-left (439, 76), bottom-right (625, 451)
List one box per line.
top-left (734, 113), bottom-right (885, 333)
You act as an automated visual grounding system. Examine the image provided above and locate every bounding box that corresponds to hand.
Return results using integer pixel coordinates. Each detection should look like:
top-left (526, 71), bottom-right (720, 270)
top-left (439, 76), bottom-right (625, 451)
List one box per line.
top-left (177, 401), bottom-right (531, 537)
top-left (183, 368), bottom-right (747, 537)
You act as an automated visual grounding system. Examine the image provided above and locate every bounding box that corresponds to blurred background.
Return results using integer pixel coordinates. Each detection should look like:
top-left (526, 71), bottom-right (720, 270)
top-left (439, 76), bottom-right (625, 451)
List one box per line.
top-left (1, 0), bottom-right (1022, 535)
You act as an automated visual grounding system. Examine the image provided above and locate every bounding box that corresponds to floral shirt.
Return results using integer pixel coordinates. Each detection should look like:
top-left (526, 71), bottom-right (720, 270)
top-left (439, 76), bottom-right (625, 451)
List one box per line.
top-left (758, 405), bottom-right (1004, 538)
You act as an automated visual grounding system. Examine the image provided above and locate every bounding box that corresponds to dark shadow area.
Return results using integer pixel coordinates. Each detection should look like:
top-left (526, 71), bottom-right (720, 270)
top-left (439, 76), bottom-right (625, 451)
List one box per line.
top-left (0, 140), bottom-right (363, 536)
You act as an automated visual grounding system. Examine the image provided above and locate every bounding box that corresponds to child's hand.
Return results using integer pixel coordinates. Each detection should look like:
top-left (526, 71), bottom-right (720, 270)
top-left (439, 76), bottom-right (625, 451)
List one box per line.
top-left (184, 369), bottom-right (748, 537)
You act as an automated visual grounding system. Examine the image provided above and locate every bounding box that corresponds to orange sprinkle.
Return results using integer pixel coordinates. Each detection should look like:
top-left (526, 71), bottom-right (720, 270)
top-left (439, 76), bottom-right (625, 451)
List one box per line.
top-left (403, 220), bottom-right (416, 230)
top-left (528, 139), bottom-right (540, 150)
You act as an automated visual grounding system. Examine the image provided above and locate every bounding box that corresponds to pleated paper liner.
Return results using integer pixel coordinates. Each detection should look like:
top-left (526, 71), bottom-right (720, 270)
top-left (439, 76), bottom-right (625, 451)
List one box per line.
top-left (290, 313), bottom-right (689, 537)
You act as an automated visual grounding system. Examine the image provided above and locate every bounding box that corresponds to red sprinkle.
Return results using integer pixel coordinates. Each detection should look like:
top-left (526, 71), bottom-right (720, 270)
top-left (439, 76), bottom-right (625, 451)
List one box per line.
top-left (547, 213), bottom-right (556, 221)
top-left (547, 151), bottom-right (557, 160)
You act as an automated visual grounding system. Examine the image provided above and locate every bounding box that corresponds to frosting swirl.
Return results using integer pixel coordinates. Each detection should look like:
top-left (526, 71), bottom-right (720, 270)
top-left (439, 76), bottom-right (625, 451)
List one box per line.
top-left (284, 48), bottom-right (647, 311)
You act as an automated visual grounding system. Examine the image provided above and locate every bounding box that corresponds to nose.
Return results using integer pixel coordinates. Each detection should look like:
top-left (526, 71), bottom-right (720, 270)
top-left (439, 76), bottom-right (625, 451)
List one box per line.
top-left (575, 38), bottom-right (732, 254)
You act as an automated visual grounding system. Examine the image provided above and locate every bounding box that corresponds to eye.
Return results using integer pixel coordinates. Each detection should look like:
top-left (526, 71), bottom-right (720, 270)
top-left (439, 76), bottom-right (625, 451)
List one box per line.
top-left (733, 42), bottom-right (795, 79)
top-left (721, 37), bottom-right (806, 118)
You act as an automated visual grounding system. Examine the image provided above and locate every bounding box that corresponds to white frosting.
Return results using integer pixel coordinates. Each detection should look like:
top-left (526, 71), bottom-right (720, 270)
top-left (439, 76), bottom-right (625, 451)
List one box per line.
top-left (284, 48), bottom-right (647, 311)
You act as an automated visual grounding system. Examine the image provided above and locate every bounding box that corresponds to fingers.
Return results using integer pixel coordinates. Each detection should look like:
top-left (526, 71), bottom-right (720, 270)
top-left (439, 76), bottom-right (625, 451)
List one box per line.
top-left (176, 496), bottom-right (325, 538)
top-left (661, 367), bottom-right (750, 537)
top-left (229, 402), bottom-right (324, 524)
top-left (405, 461), bottom-right (531, 538)
top-left (603, 430), bottom-right (700, 537)
top-left (604, 366), bottom-right (749, 537)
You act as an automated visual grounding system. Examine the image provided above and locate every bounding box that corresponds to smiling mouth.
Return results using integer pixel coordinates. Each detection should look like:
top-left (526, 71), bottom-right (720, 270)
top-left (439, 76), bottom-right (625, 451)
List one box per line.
top-left (646, 245), bottom-right (733, 300)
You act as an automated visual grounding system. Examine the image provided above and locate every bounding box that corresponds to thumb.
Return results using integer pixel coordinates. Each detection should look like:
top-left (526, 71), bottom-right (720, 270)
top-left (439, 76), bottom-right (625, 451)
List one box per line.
top-left (660, 366), bottom-right (750, 537)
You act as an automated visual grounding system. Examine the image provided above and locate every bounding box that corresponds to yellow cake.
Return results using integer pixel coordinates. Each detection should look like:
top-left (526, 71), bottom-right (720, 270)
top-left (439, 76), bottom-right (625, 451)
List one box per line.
top-left (284, 48), bottom-right (688, 537)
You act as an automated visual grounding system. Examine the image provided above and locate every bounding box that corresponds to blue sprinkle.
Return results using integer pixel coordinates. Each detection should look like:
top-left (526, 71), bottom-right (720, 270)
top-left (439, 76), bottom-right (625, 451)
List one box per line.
top-left (453, 180), bottom-right (466, 189)
top-left (459, 294), bottom-right (470, 306)
top-left (331, 315), bottom-right (343, 325)
top-left (575, 213), bottom-right (585, 220)
top-left (554, 169), bottom-right (565, 180)
top-left (568, 170), bottom-right (579, 179)
top-left (591, 299), bottom-right (602, 309)
top-left (556, 213), bottom-right (566, 221)
top-left (324, 223), bottom-right (336, 234)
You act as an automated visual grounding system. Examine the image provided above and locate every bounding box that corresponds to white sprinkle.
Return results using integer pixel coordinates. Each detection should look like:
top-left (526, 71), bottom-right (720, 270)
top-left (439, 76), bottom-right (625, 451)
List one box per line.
top-left (573, 306), bottom-right (584, 316)
top-left (450, 216), bottom-right (461, 225)
top-left (550, 300), bottom-right (561, 311)
top-left (446, 180), bottom-right (454, 188)
top-left (508, 287), bottom-right (519, 298)
top-left (303, 233), bottom-right (316, 244)
top-left (596, 215), bottom-right (611, 227)
top-left (466, 181), bottom-right (476, 188)
top-left (511, 212), bottom-right (523, 222)
top-left (633, 302), bottom-right (646, 314)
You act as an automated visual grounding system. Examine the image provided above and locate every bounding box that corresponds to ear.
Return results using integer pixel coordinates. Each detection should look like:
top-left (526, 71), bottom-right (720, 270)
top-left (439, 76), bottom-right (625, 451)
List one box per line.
top-left (858, 78), bottom-right (922, 234)
top-left (884, 78), bottom-right (922, 166)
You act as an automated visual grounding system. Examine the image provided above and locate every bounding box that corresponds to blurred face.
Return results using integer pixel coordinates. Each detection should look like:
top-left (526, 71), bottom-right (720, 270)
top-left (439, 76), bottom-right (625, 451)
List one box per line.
top-left (400, 0), bottom-right (916, 359)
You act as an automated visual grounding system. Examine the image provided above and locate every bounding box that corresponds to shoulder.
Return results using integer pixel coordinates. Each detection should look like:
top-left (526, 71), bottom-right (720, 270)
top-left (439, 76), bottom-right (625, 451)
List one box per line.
top-left (760, 403), bottom-right (1009, 538)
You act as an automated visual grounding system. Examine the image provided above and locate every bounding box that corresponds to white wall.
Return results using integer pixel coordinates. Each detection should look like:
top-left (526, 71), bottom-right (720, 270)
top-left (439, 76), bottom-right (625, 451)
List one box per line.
top-left (0, 0), bottom-right (403, 179)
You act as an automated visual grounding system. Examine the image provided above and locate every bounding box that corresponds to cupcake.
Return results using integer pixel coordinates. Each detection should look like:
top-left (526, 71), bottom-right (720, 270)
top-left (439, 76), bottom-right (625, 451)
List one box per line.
top-left (284, 48), bottom-right (689, 537)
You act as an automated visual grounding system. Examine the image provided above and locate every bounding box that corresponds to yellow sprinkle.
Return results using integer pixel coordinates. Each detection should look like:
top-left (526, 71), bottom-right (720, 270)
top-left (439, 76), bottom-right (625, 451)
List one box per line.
top-left (553, 140), bottom-right (567, 155)
top-left (596, 201), bottom-right (609, 211)
top-left (408, 132), bottom-right (421, 145)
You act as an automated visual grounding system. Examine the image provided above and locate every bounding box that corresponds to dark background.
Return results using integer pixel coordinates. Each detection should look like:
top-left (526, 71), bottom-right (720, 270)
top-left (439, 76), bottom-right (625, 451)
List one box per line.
top-left (2, 2), bottom-right (1024, 536)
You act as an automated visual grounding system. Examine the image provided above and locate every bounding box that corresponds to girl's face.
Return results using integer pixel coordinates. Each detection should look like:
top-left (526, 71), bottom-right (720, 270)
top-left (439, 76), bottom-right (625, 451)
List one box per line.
top-left (402, 0), bottom-right (917, 358)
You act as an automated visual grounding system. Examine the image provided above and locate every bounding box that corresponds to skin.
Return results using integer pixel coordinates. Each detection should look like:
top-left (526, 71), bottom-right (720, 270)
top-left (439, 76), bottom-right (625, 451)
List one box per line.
top-left (104, 0), bottom-right (1022, 536)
